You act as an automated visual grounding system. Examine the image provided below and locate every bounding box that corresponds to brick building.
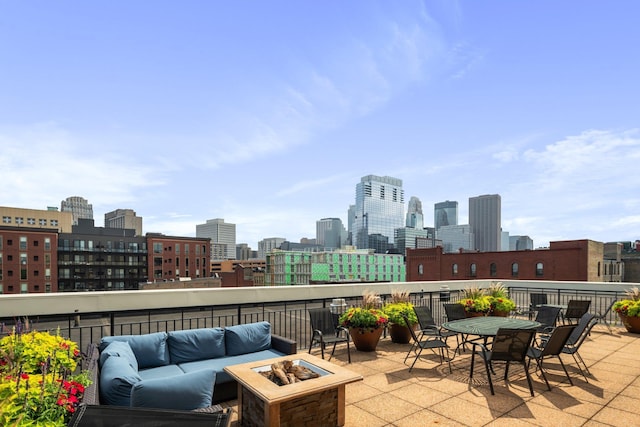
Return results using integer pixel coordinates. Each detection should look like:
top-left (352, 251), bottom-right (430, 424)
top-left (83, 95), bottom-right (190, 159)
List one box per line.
top-left (406, 239), bottom-right (606, 282)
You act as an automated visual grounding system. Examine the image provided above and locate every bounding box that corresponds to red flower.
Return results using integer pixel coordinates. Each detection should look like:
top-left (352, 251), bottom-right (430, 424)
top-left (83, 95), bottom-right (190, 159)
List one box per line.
top-left (20, 373), bottom-right (29, 380)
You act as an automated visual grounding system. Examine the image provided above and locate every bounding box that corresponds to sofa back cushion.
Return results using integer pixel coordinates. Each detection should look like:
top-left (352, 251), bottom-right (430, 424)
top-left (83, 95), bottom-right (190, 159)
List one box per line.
top-left (225, 321), bottom-right (271, 356)
top-left (99, 356), bottom-right (142, 406)
top-left (130, 369), bottom-right (216, 411)
top-left (99, 340), bottom-right (138, 371)
top-left (167, 327), bottom-right (226, 364)
top-left (100, 332), bottom-right (170, 369)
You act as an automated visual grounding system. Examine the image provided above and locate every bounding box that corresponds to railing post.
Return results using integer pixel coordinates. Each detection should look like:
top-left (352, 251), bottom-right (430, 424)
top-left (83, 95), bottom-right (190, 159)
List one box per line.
top-left (109, 312), bottom-right (115, 336)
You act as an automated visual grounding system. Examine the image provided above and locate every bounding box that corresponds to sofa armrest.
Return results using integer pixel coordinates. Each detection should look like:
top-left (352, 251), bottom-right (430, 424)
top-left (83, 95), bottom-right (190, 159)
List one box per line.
top-left (271, 334), bottom-right (297, 355)
top-left (82, 343), bottom-right (101, 405)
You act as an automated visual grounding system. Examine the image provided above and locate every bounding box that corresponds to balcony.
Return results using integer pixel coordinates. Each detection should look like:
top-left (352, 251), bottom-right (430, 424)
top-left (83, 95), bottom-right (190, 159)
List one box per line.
top-left (0, 279), bottom-right (637, 426)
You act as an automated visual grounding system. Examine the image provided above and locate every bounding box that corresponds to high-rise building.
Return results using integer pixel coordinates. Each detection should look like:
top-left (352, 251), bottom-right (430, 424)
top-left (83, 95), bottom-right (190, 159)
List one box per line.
top-left (353, 175), bottom-right (404, 251)
top-left (196, 218), bottom-right (236, 260)
top-left (469, 194), bottom-right (501, 251)
top-left (258, 237), bottom-right (286, 259)
top-left (61, 196), bottom-right (93, 225)
top-left (434, 200), bottom-right (458, 230)
top-left (104, 209), bottom-right (143, 236)
top-left (316, 218), bottom-right (347, 250)
top-left (406, 196), bottom-right (424, 229)
top-left (436, 224), bottom-right (474, 253)
top-left (510, 235), bottom-right (534, 251)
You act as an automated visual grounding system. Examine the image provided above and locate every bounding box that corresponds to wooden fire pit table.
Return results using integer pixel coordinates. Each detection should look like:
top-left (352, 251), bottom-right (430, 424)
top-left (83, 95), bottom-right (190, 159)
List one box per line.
top-left (224, 353), bottom-right (363, 426)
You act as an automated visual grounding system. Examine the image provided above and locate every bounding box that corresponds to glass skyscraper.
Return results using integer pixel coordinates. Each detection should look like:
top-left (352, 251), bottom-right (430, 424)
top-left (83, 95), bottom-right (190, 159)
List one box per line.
top-left (469, 194), bottom-right (501, 251)
top-left (434, 200), bottom-right (458, 230)
top-left (353, 175), bottom-right (404, 251)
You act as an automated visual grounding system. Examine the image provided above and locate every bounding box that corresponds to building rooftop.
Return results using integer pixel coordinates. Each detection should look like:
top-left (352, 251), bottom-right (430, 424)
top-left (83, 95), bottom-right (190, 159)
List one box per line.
top-left (219, 323), bottom-right (639, 426)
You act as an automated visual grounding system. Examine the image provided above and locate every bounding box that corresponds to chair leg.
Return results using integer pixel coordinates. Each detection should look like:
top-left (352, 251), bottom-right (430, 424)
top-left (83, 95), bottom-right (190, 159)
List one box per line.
top-left (557, 356), bottom-right (573, 386)
top-left (571, 353), bottom-right (590, 381)
top-left (329, 342), bottom-right (337, 361)
top-left (409, 347), bottom-right (423, 372)
top-left (523, 361), bottom-right (535, 396)
top-left (484, 358), bottom-right (495, 395)
top-left (534, 358), bottom-right (551, 390)
top-left (346, 339), bottom-right (351, 363)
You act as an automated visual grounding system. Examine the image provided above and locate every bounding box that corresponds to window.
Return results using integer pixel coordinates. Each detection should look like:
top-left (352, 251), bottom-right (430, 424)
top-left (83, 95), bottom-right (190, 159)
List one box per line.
top-left (16, 217), bottom-right (24, 224)
top-left (39, 219), bottom-right (47, 226)
top-left (44, 238), bottom-right (51, 250)
top-left (452, 263), bottom-right (458, 275)
top-left (511, 263), bottom-right (519, 277)
top-left (27, 218), bottom-right (36, 225)
top-left (470, 263), bottom-right (477, 277)
top-left (153, 243), bottom-right (163, 254)
top-left (2, 216), bottom-right (10, 224)
top-left (50, 220), bottom-right (58, 227)
top-left (490, 263), bottom-right (497, 277)
top-left (418, 264), bottom-right (423, 275)
top-left (21, 283), bottom-right (28, 293)
top-left (536, 262), bottom-right (544, 276)
top-left (20, 236), bottom-right (27, 250)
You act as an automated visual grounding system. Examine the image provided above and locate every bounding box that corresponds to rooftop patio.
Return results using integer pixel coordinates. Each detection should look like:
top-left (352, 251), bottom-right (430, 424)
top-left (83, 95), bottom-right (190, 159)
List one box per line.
top-left (219, 322), bottom-right (639, 427)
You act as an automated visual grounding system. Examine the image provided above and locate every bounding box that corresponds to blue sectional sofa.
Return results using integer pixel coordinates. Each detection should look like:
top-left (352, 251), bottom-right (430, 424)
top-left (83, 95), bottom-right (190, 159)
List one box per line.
top-left (89, 321), bottom-right (297, 410)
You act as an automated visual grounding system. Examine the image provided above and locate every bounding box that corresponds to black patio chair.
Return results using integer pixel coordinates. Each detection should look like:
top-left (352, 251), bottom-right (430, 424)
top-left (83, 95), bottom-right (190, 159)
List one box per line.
top-left (470, 328), bottom-right (537, 396)
top-left (413, 305), bottom-right (460, 347)
top-left (308, 307), bottom-right (351, 363)
top-left (527, 324), bottom-right (576, 391)
top-left (443, 302), bottom-right (467, 321)
top-left (533, 305), bottom-right (562, 334)
top-left (521, 293), bottom-right (548, 320)
top-left (68, 404), bottom-right (232, 427)
top-left (563, 300), bottom-right (591, 324)
top-left (402, 313), bottom-right (451, 373)
top-left (594, 298), bottom-right (616, 333)
top-left (561, 313), bottom-right (598, 381)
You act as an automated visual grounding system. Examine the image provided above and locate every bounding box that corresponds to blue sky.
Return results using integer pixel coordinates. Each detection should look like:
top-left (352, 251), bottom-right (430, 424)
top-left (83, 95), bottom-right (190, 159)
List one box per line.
top-left (2, 1), bottom-right (639, 250)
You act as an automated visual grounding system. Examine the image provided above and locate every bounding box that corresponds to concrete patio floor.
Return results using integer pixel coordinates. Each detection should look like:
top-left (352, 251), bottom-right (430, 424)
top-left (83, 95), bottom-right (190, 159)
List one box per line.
top-left (222, 323), bottom-right (640, 426)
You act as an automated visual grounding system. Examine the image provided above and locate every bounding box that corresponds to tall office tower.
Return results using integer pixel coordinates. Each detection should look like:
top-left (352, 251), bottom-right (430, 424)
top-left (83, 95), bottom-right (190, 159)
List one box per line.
top-left (353, 175), bottom-right (405, 251)
top-left (104, 209), bottom-right (143, 236)
top-left (469, 194), bottom-right (501, 251)
top-left (61, 196), bottom-right (93, 226)
top-left (316, 218), bottom-right (347, 250)
top-left (434, 200), bottom-right (458, 230)
top-left (347, 205), bottom-right (356, 245)
top-left (510, 235), bottom-right (534, 251)
top-left (406, 196), bottom-right (424, 229)
top-left (196, 218), bottom-right (236, 260)
top-left (258, 237), bottom-right (286, 259)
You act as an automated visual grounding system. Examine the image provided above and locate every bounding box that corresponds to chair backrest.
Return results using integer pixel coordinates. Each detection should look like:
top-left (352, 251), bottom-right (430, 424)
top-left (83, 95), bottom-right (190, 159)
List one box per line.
top-left (564, 300), bottom-right (591, 319)
top-left (444, 303), bottom-right (467, 321)
top-left (490, 328), bottom-right (536, 362)
top-left (567, 313), bottom-right (597, 346)
top-left (597, 298), bottom-right (616, 318)
top-left (530, 293), bottom-right (548, 308)
top-left (534, 305), bottom-right (562, 328)
top-left (539, 324), bottom-right (576, 357)
top-left (308, 308), bottom-right (338, 335)
top-left (402, 313), bottom-right (421, 344)
top-left (413, 305), bottom-right (437, 329)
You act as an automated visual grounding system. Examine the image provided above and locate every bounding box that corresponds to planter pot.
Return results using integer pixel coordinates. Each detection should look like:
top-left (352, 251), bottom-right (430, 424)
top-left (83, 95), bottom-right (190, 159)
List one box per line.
top-left (465, 311), bottom-right (487, 318)
top-left (618, 313), bottom-right (640, 334)
top-left (349, 327), bottom-right (384, 351)
top-left (389, 323), bottom-right (415, 344)
top-left (491, 310), bottom-right (510, 317)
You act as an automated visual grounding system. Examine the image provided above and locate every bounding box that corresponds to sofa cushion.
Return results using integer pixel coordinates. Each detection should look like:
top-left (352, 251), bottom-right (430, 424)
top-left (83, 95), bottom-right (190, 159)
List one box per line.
top-left (130, 369), bottom-right (216, 411)
top-left (138, 364), bottom-right (185, 381)
top-left (99, 356), bottom-right (142, 406)
top-left (99, 340), bottom-right (138, 371)
top-left (100, 332), bottom-right (170, 369)
top-left (178, 349), bottom-right (286, 385)
top-left (225, 321), bottom-right (271, 356)
top-left (167, 327), bottom-right (225, 363)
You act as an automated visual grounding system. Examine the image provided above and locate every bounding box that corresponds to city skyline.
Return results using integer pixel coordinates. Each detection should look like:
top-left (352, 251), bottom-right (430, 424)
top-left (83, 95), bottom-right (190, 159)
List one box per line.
top-left (1, 1), bottom-right (639, 249)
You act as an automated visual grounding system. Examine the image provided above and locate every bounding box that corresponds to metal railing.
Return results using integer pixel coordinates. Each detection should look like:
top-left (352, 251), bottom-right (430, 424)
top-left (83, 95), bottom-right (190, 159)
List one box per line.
top-left (0, 280), bottom-right (631, 353)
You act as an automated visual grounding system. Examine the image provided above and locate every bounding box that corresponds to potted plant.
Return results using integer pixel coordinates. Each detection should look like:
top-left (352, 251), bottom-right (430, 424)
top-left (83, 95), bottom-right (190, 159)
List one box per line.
top-left (0, 321), bottom-right (91, 426)
top-left (458, 285), bottom-right (491, 317)
top-left (613, 287), bottom-right (640, 333)
top-left (339, 291), bottom-right (389, 351)
top-left (383, 290), bottom-right (418, 344)
top-left (487, 282), bottom-right (517, 317)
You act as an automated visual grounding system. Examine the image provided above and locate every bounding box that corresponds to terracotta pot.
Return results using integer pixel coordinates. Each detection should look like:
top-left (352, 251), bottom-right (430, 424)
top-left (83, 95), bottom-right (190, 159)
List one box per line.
top-left (618, 313), bottom-right (640, 334)
top-left (491, 310), bottom-right (510, 317)
top-left (349, 327), bottom-right (384, 351)
top-left (389, 323), bottom-right (414, 344)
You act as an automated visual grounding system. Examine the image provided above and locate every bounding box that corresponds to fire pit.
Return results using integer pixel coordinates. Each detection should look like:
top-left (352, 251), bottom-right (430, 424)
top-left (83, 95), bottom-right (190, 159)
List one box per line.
top-left (253, 359), bottom-right (329, 386)
top-left (225, 354), bottom-right (362, 426)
